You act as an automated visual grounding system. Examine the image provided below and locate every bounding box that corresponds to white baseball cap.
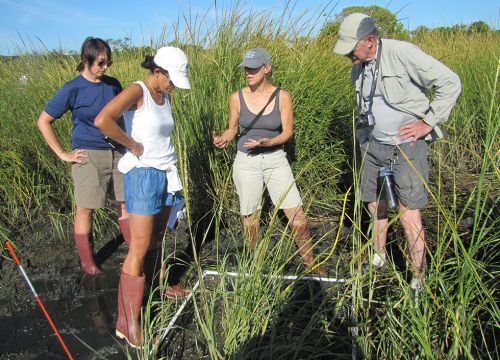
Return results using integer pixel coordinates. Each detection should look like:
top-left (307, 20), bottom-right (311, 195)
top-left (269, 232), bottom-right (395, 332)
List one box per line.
top-left (153, 46), bottom-right (191, 89)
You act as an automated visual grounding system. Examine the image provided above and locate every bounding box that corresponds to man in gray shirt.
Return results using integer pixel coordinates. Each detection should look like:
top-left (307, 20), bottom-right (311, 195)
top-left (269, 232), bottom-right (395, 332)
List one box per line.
top-left (334, 13), bottom-right (461, 291)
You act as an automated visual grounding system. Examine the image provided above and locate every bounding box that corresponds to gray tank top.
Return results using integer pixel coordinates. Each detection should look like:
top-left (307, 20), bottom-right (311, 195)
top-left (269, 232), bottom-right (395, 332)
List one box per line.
top-left (237, 89), bottom-right (282, 154)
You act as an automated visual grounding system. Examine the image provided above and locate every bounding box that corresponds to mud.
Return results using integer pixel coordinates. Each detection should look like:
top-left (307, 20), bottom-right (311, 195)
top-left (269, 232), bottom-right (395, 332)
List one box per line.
top-left (0, 217), bottom-right (349, 359)
top-left (158, 273), bottom-right (353, 359)
top-left (0, 229), bottom-right (128, 359)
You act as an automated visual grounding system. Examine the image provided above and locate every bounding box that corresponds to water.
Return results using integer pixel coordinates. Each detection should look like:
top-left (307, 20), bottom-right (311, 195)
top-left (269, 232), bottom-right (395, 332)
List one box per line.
top-left (0, 237), bottom-right (127, 359)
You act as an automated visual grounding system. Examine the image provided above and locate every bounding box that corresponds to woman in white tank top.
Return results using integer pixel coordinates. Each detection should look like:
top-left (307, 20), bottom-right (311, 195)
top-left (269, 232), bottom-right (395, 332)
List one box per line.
top-left (95, 46), bottom-right (190, 348)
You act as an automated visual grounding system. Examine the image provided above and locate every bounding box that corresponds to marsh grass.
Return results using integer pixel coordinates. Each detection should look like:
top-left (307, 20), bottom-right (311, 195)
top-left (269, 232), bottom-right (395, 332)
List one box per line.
top-left (0, 1), bottom-right (498, 358)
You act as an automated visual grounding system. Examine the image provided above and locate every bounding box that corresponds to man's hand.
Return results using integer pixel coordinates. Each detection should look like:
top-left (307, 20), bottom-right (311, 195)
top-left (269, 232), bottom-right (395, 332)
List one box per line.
top-left (398, 119), bottom-right (433, 145)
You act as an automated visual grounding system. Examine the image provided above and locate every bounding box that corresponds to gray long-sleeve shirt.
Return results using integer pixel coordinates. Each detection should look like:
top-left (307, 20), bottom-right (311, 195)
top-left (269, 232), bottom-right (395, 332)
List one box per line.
top-left (352, 38), bottom-right (462, 142)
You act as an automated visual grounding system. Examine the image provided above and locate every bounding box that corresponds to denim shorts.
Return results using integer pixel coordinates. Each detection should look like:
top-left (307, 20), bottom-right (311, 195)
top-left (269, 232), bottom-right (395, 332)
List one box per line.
top-left (124, 167), bottom-right (168, 215)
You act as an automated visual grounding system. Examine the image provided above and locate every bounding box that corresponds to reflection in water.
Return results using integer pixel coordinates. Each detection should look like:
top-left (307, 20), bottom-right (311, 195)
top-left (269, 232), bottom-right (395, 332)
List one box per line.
top-left (82, 275), bottom-right (112, 336)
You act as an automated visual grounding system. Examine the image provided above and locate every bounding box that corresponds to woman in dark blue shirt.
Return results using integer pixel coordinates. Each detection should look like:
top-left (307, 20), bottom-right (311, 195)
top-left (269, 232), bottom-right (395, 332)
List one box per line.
top-left (37, 37), bottom-right (131, 276)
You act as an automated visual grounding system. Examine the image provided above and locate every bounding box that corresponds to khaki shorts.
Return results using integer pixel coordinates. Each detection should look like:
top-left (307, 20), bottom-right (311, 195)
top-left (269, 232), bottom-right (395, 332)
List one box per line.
top-left (232, 149), bottom-right (302, 216)
top-left (71, 149), bottom-right (124, 209)
top-left (359, 140), bottom-right (429, 209)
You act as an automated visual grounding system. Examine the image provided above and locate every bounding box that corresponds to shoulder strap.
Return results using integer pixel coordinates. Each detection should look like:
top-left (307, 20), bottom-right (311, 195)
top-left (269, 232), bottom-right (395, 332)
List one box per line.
top-left (240, 87), bottom-right (280, 136)
top-left (358, 40), bottom-right (382, 116)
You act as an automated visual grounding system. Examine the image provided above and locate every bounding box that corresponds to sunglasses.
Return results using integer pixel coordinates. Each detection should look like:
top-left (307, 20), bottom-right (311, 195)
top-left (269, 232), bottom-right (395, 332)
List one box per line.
top-left (244, 66), bottom-right (263, 75)
top-left (97, 59), bottom-right (113, 68)
top-left (345, 42), bottom-right (361, 59)
top-left (159, 69), bottom-right (174, 86)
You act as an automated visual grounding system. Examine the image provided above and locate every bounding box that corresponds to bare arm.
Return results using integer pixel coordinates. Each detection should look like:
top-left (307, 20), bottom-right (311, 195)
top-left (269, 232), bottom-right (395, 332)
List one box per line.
top-left (36, 111), bottom-right (86, 163)
top-left (213, 92), bottom-right (240, 149)
top-left (244, 89), bottom-right (293, 148)
top-left (94, 83), bottom-right (144, 156)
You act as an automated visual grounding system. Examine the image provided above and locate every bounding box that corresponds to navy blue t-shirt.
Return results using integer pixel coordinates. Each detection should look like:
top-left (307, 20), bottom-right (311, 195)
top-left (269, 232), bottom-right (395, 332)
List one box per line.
top-left (44, 75), bottom-right (122, 150)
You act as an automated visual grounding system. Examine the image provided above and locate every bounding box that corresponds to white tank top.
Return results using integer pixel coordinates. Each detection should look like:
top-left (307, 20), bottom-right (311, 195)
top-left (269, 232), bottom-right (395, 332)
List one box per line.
top-left (118, 81), bottom-right (177, 173)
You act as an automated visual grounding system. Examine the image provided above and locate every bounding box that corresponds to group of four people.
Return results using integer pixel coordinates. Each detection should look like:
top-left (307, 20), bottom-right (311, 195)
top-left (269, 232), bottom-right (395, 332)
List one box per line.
top-left (36, 13), bottom-right (461, 349)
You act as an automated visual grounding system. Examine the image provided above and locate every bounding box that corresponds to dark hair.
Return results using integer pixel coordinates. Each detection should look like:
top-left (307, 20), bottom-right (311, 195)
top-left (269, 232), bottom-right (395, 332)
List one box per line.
top-left (141, 55), bottom-right (171, 76)
top-left (76, 37), bottom-right (112, 72)
top-left (141, 55), bottom-right (161, 74)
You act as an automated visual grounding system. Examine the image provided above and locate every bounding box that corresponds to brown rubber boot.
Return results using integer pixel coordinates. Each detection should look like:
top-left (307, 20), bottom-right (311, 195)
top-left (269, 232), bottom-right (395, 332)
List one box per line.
top-left (74, 233), bottom-right (104, 276)
top-left (115, 271), bottom-right (145, 348)
top-left (143, 248), bottom-right (191, 299)
top-left (118, 218), bottom-right (132, 246)
top-left (292, 224), bottom-right (326, 276)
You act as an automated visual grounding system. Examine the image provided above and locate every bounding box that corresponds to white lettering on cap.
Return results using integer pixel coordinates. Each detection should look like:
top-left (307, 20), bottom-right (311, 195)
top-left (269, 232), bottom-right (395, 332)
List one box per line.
top-left (244, 50), bottom-right (256, 59)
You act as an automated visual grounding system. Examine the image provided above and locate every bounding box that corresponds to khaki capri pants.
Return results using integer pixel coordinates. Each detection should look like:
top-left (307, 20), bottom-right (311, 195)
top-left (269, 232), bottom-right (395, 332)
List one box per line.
top-left (232, 149), bottom-right (302, 216)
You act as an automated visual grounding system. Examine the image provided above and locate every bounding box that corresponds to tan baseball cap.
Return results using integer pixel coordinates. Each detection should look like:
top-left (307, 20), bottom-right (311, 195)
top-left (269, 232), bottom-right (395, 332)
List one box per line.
top-left (333, 13), bottom-right (376, 55)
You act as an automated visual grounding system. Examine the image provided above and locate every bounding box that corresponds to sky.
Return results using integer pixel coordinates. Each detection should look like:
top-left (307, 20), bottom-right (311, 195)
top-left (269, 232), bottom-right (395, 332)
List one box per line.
top-left (0, 0), bottom-right (498, 55)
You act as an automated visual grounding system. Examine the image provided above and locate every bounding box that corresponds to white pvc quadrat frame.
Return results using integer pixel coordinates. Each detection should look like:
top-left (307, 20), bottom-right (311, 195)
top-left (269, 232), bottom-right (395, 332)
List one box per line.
top-left (152, 270), bottom-right (355, 359)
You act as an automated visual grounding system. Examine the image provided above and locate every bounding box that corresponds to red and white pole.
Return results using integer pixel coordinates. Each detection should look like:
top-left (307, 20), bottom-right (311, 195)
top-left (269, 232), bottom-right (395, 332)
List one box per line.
top-left (5, 241), bottom-right (74, 360)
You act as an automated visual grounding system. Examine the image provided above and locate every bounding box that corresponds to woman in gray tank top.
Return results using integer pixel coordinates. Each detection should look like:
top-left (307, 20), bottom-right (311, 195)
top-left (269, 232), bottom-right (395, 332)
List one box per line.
top-left (213, 48), bottom-right (325, 275)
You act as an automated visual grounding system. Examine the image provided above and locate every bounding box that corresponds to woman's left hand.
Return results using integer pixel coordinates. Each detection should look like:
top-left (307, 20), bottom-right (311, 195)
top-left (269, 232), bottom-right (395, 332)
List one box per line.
top-left (243, 138), bottom-right (273, 148)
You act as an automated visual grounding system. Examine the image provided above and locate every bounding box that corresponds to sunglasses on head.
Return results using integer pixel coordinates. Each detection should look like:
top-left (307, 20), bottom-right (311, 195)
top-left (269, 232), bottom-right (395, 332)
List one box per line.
top-left (97, 59), bottom-right (113, 67)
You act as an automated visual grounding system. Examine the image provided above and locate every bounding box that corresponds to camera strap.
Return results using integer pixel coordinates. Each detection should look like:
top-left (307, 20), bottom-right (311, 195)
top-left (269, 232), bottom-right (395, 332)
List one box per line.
top-left (240, 87), bottom-right (281, 137)
top-left (358, 40), bottom-right (383, 116)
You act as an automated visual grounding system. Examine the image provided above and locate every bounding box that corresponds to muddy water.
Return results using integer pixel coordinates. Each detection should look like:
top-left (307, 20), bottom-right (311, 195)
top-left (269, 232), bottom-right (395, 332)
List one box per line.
top-left (1, 220), bottom-right (348, 359)
top-left (0, 235), bottom-right (128, 359)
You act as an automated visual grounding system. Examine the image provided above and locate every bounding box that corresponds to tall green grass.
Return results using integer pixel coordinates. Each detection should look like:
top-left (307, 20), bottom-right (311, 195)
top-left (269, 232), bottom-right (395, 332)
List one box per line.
top-left (0, 1), bottom-right (498, 358)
